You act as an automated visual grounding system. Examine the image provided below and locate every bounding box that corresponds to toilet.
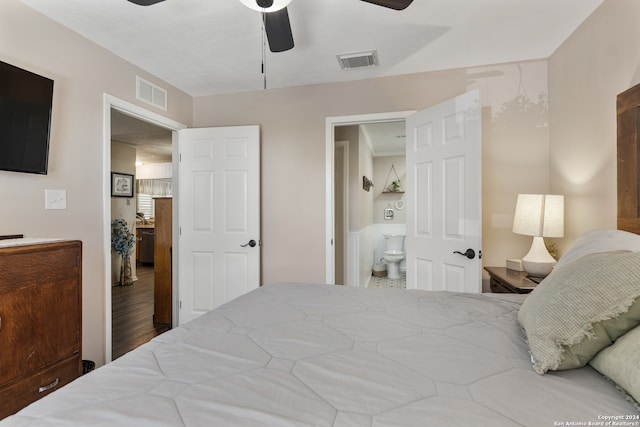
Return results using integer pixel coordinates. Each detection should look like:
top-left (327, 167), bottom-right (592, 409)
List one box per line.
top-left (383, 234), bottom-right (405, 279)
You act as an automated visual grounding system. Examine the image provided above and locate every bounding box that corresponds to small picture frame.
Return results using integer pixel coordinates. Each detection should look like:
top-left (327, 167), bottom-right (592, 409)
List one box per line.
top-left (111, 172), bottom-right (134, 198)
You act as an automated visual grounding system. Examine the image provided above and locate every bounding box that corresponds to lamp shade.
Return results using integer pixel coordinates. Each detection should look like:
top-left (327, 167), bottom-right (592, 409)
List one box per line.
top-left (237, 0), bottom-right (293, 12)
top-left (512, 194), bottom-right (564, 238)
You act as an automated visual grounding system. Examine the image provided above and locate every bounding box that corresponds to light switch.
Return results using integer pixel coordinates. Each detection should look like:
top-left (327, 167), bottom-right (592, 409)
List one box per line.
top-left (45, 189), bottom-right (67, 210)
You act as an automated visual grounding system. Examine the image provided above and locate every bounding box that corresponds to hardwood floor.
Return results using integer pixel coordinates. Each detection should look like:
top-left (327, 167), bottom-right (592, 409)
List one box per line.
top-left (112, 264), bottom-right (170, 360)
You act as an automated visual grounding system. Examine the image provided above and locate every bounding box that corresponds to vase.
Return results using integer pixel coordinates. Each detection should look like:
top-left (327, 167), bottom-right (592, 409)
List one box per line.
top-left (120, 254), bottom-right (133, 286)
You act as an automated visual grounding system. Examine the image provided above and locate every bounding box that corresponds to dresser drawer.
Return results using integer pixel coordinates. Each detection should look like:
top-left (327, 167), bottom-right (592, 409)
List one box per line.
top-left (0, 355), bottom-right (81, 419)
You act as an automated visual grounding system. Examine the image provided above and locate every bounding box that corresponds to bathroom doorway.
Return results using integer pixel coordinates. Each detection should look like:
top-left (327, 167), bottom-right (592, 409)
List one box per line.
top-left (333, 118), bottom-right (409, 288)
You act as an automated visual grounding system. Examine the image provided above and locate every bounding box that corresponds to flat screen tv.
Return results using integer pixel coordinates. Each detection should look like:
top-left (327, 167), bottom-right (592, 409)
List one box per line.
top-left (0, 60), bottom-right (54, 174)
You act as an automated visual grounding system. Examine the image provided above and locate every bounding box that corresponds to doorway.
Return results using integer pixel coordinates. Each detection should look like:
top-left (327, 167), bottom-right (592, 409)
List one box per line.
top-left (103, 94), bottom-right (186, 364)
top-left (110, 109), bottom-right (172, 359)
top-left (325, 111), bottom-right (415, 285)
top-left (333, 120), bottom-right (408, 287)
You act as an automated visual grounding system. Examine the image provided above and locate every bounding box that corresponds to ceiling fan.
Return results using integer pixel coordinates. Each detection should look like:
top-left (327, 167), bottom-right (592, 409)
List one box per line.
top-left (127, 0), bottom-right (414, 53)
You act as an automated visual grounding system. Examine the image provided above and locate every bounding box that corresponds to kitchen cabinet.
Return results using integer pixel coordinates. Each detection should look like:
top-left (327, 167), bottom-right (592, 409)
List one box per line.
top-left (154, 197), bottom-right (172, 324)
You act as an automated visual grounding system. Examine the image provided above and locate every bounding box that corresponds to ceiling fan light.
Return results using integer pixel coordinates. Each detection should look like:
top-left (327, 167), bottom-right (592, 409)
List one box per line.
top-left (238, 0), bottom-right (293, 12)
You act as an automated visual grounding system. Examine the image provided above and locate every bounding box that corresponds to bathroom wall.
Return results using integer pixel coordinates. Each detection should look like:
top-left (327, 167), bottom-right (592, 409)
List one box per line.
top-left (358, 126), bottom-right (375, 230)
top-left (373, 155), bottom-right (406, 224)
top-left (369, 155), bottom-right (408, 284)
top-left (351, 135), bottom-right (409, 286)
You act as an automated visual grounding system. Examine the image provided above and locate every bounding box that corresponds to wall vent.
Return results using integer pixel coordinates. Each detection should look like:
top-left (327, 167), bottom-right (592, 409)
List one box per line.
top-left (337, 50), bottom-right (379, 70)
top-left (136, 76), bottom-right (167, 111)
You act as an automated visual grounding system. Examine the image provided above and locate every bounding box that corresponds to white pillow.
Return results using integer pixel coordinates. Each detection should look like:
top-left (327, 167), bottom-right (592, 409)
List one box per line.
top-left (590, 326), bottom-right (640, 405)
top-left (518, 251), bottom-right (640, 374)
top-left (555, 229), bottom-right (640, 269)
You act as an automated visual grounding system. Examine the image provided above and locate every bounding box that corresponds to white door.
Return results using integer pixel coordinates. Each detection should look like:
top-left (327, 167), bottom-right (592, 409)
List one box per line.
top-left (178, 126), bottom-right (260, 325)
top-left (405, 90), bottom-right (482, 293)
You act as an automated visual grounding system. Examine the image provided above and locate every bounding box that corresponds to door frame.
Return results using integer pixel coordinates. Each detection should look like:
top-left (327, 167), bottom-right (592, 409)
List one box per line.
top-left (325, 111), bottom-right (415, 284)
top-left (102, 94), bottom-right (186, 363)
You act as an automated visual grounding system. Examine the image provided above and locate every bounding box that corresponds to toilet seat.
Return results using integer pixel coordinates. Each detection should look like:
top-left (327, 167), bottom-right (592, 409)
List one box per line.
top-left (383, 250), bottom-right (405, 261)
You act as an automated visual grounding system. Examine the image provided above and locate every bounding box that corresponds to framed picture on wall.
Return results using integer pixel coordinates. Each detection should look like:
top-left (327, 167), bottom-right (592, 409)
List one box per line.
top-left (111, 172), bottom-right (134, 197)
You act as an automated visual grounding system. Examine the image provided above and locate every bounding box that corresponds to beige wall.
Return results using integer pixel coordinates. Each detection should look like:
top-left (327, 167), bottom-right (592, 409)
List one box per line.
top-left (193, 60), bottom-right (550, 283)
top-left (0, 0), bottom-right (192, 365)
top-left (549, 0), bottom-right (640, 252)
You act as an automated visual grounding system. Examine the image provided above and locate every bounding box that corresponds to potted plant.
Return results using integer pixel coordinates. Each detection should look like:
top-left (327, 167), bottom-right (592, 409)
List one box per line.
top-left (111, 218), bottom-right (135, 286)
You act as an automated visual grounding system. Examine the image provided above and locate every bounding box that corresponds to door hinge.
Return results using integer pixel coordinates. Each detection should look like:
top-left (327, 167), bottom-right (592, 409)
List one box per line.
top-left (179, 300), bottom-right (182, 309)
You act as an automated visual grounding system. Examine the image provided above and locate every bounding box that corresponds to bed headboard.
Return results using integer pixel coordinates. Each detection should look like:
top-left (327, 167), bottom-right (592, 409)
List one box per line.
top-left (617, 83), bottom-right (640, 234)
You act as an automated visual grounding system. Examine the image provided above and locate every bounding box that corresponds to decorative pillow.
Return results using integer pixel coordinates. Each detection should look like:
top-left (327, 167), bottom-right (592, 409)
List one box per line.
top-left (590, 325), bottom-right (640, 405)
top-left (518, 250), bottom-right (640, 374)
top-left (555, 229), bottom-right (640, 269)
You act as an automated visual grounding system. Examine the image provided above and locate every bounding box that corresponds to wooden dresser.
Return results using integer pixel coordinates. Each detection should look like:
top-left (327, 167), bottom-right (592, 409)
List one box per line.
top-left (0, 239), bottom-right (82, 419)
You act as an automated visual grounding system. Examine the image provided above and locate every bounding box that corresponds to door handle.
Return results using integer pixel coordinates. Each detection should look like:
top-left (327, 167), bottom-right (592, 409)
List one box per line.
top-left (241, 239), bottom-right (257, 248)
top-left (453, 248), bottom-right (476, 259)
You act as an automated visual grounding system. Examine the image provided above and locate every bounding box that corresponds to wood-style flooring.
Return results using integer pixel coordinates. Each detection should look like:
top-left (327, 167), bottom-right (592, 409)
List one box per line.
top-left (112, 264), bottom-right (170, 360)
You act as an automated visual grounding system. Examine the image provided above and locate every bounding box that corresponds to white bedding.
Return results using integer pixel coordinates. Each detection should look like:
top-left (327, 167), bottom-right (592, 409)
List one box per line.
top-left (2, 283), bottom-right (637, 426)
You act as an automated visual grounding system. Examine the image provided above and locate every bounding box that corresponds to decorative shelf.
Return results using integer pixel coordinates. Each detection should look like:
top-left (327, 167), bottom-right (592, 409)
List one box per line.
top-left (383, 164), bottom-right (404, 193)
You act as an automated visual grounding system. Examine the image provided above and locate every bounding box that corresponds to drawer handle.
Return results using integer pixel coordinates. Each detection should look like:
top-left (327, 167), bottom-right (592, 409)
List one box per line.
top-left (38, 378), bottom-right (59, 393)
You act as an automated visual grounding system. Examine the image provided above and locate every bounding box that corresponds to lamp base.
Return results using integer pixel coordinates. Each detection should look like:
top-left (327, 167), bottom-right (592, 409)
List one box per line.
top-left (522, 236), bottom-right (557, 277)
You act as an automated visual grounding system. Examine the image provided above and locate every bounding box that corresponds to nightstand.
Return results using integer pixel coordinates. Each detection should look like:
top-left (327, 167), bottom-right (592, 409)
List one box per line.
top-left (484, 267), bottom-right (538, 294)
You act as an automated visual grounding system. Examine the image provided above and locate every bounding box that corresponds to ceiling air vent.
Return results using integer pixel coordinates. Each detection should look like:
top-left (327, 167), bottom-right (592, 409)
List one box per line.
top-left (136, 76), bottom-right (167, 111)
top-left (337, 50), bottom-right (379, 70)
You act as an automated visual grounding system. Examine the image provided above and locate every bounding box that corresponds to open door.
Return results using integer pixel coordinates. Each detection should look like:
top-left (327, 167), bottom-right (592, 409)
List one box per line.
top-left (178, 126), bottom-right (261, 325)
top-left (405, 90), bottom-right (482, 292)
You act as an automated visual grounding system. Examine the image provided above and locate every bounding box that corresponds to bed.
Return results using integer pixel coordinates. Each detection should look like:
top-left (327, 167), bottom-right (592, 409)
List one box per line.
top-left (1, 227), bottom-right (640, 426)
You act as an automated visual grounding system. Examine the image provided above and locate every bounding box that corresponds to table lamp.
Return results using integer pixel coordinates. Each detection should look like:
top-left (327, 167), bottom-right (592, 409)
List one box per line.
top-left (512, 194), bottom-right (564, 277)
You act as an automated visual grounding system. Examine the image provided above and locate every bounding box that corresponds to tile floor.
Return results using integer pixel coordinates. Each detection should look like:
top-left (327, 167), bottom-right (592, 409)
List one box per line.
top-left (368, 273), bottom-right (406, 289)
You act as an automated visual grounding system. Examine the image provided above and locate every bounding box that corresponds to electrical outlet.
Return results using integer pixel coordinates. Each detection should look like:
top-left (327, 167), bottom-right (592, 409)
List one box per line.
top-left (45, 189), bottom-right (67, 210)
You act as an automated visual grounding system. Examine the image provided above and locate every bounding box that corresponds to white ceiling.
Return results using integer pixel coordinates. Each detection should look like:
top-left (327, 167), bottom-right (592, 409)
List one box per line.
top-left (20, 0), bottom-right (602, 97)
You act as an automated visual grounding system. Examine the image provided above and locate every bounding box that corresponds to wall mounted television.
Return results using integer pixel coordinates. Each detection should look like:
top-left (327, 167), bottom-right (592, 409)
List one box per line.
top-left (0, 60), bottom-right (54, 174)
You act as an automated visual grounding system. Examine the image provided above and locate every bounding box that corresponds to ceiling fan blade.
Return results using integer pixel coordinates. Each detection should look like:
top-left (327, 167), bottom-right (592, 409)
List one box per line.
top-left (127, 0), bottom-right (165, 5)
top-left (264, 8), bottom-right (294, 53)
top-left (359, 0), bottom-right (413, 10)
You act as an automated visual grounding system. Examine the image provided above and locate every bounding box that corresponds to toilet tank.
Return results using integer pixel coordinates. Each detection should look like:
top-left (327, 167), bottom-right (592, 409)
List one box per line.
top-left (384, 234), bottom-right (405, 252)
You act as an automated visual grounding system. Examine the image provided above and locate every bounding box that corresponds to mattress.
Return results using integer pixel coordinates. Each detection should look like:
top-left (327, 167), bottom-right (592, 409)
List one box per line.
top-left (2, 283), bottom-right (638, 426)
